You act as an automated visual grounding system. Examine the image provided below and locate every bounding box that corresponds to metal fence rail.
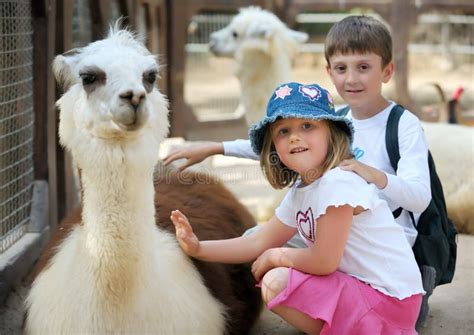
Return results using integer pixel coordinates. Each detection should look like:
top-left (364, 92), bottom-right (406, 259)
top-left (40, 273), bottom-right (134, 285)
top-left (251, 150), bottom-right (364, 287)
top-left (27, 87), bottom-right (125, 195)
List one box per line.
top-left (0, 0), bottom-right (35, 254)
top-left (296, 13), bottom-right (474, 55)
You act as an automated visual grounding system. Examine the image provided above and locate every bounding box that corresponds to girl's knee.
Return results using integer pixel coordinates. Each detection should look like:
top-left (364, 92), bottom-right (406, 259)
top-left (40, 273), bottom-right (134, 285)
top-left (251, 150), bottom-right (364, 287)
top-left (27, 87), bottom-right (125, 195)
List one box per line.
top-left (261, 267), bottom-right (289, 304)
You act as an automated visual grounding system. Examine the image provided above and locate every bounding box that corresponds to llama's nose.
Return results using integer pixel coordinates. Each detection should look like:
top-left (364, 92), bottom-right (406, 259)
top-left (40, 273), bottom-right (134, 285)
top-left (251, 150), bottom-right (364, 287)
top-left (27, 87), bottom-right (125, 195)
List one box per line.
top-left (119, 90), bottom-right (146, 112)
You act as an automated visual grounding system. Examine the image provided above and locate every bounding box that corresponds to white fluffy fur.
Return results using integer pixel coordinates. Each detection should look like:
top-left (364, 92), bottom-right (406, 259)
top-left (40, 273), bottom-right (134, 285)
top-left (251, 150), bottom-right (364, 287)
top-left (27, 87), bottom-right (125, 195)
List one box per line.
top-left (209, 6), bottom-right (308, 125)
top-left (25, 27), bottom-right (225, 334)
top-left (422, 122), bottom-right (474, 234)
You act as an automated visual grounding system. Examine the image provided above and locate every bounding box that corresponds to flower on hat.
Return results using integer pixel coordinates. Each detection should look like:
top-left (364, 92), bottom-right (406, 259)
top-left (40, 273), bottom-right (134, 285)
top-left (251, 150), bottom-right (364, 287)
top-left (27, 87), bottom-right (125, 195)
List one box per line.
top-left (274, 85), bottom-right (293, 100)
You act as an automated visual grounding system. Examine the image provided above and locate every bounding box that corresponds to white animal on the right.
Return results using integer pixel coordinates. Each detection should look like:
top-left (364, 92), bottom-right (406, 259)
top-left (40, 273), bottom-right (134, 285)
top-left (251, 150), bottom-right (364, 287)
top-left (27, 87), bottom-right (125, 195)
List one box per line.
top-left (422, 122), bottom-right (474, 234)
top-left (209, 6), bottom-right (308, 125)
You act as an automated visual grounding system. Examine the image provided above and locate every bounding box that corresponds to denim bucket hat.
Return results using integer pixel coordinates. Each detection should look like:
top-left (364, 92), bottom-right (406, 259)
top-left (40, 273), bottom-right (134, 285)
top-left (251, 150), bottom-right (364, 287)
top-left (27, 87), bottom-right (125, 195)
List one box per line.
top-left (249, 82), bottom-right (354, 154)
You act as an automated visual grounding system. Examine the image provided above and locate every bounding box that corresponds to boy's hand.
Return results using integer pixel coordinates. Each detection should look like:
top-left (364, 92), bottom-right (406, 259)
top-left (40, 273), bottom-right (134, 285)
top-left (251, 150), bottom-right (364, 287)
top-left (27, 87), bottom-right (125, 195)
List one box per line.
top-left (163, 142), bottom-right (224, 172)
top-left (170, 210), bottom-right (200, 257)
top-left (339, 159), bottom-right (388, 189)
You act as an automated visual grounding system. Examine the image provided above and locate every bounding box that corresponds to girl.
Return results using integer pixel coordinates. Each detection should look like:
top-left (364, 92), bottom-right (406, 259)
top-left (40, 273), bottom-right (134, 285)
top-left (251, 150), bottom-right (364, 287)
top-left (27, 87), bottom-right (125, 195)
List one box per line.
top-left (170, 82), bottom-right (424, 334)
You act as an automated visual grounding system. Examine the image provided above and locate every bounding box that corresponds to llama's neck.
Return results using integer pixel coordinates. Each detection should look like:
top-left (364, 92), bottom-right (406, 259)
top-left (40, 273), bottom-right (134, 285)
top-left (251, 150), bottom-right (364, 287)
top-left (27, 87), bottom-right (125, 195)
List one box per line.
top-left (80, 161), bottom-right (156, 239)
top-left (76, 139), bottom-right (159, 260)
top-left (236, 49), bottom-right (291, 124)
top-left (76, 149), bottom-right (158, 304)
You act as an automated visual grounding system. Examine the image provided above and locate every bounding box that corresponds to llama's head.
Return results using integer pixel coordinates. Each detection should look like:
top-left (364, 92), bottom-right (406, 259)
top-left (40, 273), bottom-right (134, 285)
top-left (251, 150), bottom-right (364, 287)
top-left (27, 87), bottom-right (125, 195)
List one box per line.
top-left (53, 25), bottom-right (169, 169)
top-left (209, 7), bottom-right (308, 58)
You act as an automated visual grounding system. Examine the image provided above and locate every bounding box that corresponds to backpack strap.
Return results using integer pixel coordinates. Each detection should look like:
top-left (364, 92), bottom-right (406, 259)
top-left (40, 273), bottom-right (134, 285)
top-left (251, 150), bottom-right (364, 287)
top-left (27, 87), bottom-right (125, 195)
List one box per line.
top-left (336, 105), bottom-right (350, 117)
top-left (385, 105), bottom-right (404, 171)
top-left (385, 105), bottom-right (416, 225)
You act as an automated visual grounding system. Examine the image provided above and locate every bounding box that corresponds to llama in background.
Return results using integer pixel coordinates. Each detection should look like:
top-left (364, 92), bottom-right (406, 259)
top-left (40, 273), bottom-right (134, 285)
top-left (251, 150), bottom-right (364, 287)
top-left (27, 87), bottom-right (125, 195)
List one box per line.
top-left (209, 6), bottom-right (308, 125)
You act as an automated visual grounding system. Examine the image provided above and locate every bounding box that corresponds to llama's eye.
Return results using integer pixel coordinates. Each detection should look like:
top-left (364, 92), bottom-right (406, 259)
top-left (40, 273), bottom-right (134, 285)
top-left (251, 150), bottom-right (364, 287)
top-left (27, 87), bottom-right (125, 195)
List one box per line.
top-left (80, 73), bottom-right (96, 86)
top-left (146, 71), bottom-right (157, 85)
top-left (232, 31), bottom-right (238, 39)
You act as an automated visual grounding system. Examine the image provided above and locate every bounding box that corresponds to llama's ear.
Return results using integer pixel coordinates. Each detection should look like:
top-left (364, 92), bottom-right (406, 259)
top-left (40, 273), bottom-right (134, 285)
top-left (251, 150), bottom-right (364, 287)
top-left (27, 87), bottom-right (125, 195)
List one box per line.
top-left (52, 49), bottom-right (81, 91)
top-left (287, 29), bottom-right (308, 44)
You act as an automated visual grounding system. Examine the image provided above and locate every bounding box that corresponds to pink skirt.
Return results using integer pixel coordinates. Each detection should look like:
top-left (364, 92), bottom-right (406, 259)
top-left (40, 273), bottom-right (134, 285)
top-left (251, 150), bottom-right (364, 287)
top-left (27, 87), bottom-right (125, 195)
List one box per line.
top-left (267, 269), bottom-right (422, 335)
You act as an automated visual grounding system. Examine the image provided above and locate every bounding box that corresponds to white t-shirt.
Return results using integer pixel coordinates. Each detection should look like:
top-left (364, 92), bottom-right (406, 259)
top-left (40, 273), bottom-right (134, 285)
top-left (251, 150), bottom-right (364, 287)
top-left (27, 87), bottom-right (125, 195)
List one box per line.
top-left (223, 102), bottom-right (431, 246)
top-left (275, 167), bottom-right (424, 299)
top-left (348, 102), bottom-right (431, 246)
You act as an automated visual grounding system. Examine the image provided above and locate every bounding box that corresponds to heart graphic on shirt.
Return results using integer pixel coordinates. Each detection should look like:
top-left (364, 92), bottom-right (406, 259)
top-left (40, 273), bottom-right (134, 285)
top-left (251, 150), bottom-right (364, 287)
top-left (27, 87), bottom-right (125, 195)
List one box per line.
top-left (299, 86), bottom-right (320, 101)
top-left (296, 207), bottom-right (315, 242)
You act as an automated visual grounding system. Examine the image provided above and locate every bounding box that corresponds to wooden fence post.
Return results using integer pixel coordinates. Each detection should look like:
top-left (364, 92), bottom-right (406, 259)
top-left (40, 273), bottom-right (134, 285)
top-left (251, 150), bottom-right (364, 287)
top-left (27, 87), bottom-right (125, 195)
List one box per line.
top-left (391, 0), bottom-right (418, 112)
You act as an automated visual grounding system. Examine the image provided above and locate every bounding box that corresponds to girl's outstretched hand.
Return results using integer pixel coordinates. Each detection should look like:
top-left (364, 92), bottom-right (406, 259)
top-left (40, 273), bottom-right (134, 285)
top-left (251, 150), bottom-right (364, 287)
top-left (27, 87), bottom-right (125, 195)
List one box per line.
top-left (170, 210), bottom-right (200, 257)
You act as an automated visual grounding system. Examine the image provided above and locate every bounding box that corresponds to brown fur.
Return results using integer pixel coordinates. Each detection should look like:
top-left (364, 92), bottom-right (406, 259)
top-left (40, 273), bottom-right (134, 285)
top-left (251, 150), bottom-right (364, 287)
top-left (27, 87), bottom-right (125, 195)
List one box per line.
top-left (30, 170), bottom-right (263, 335)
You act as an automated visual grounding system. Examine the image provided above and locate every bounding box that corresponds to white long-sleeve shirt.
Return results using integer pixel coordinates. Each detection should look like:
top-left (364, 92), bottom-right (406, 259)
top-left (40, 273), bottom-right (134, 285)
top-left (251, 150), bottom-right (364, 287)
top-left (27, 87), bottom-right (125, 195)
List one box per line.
top-left (223, 102), bottom-right (431, 246)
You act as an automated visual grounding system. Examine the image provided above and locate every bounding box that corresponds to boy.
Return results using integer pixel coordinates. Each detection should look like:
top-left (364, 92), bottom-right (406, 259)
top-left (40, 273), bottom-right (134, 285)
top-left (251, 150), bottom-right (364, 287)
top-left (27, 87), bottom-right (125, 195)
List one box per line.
top-left (164, 15), bottom-right (434, 328)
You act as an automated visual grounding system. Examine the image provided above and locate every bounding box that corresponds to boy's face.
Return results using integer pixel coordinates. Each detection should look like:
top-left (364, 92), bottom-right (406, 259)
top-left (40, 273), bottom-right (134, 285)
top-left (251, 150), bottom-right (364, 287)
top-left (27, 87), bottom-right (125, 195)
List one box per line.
top-left (326, 52), bottom-right (393, 111)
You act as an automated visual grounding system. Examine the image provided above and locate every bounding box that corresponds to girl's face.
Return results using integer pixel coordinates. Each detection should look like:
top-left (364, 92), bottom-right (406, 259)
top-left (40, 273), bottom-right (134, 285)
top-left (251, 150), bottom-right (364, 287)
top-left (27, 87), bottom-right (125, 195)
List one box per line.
top-left (271, 118), bottom-right (329, 184)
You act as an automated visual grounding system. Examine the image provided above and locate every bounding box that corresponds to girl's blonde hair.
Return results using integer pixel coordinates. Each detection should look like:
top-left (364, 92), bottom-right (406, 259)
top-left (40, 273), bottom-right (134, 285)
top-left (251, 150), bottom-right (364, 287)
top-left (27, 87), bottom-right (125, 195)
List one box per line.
top-left (260, 119), bottom-right (352, 189)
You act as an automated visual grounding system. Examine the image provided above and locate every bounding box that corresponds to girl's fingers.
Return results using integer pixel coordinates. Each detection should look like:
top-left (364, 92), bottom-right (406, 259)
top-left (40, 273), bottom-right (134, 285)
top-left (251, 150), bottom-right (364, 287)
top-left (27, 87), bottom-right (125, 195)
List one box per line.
top-left (170, 210), bottom-right (194, 238)
top-left (170, 211), bottom-right (186, 231)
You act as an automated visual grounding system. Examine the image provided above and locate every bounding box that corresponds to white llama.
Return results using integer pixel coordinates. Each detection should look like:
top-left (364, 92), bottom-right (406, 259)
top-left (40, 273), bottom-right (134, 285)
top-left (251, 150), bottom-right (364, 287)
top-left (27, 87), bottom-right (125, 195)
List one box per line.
top-left (422, 122), bottom-right (473, 234)
top-left (209, 6), bottom-right (308, 125)
top-left (25, 27), bottom-right (261, 334)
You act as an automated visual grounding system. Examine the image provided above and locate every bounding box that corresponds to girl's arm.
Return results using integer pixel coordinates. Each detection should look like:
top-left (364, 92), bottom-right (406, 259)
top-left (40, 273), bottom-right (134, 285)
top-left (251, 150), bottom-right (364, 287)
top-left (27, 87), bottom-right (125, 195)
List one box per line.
top-left (251, 205), bottom-right (353, 280)
top-left (170, 210), bottom-right (296, 264)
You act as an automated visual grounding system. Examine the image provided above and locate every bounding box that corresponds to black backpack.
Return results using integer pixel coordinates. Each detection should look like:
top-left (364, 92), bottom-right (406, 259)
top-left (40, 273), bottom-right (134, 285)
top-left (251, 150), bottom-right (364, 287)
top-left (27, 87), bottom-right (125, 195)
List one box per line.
top-left (338, 104), bottom-right (457, 286)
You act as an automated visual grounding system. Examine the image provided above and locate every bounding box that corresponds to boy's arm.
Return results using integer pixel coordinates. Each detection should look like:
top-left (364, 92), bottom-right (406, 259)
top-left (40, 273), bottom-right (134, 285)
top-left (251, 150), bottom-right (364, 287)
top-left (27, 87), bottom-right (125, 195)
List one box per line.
top-left (163, 142), bottom-right (224, 171)
top-left (223, 139), bottom-right (259, 160)
top-left (340, 113), bottom-right (430, 213)
top-left (339, 160), bottom-right (388, 189)
top-left (163, 139), bottom-right (258, 171)
top-left (380, 114), bottom-right (431, 213)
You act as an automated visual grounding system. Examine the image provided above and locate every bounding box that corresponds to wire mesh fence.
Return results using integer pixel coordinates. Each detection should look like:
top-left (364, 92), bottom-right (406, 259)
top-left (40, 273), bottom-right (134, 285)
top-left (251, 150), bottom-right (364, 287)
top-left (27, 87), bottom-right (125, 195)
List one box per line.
top-left (0, 0), bottom-right (35, 254)
top-left (72, 0), bottom-right (92, 48)
top-left (185, 13), bottom-right (240, 121)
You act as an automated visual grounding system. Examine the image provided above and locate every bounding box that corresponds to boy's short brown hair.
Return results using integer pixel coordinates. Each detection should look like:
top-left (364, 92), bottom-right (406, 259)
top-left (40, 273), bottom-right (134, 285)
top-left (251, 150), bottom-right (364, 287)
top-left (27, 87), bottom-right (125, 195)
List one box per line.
top-left (325, 15), bottom-right (392, 68)
top-left (260, 120), bottom-right (352, 189)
